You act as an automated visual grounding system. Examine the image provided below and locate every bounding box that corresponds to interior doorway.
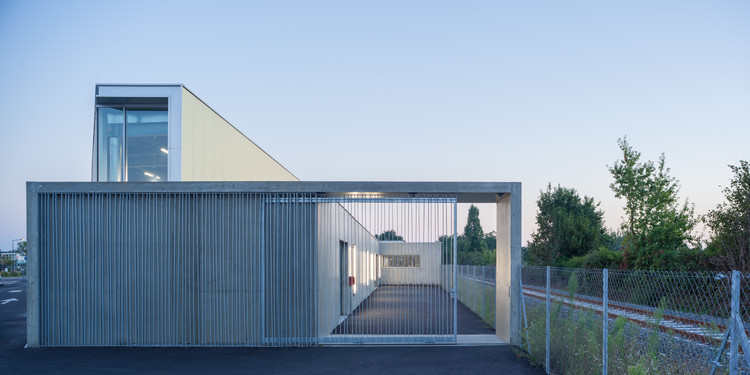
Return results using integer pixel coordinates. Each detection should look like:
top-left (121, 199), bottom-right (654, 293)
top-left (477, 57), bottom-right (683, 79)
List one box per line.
top-left (340, 240), bottom-right (349, 316)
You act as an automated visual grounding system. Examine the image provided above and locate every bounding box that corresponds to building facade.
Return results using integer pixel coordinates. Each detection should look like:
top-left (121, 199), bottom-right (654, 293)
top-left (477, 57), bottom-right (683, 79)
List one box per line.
top-left (93, 84), bottom-right (297, 182)
top-left (25, 85), bottom-right (523, 348)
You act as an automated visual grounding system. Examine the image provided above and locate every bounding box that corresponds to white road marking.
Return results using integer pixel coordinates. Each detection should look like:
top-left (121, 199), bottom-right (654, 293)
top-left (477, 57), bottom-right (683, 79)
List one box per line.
top-left (1, 298), bottom-right (19, 305)
top-left (9, 290), bottom-right (22, 293)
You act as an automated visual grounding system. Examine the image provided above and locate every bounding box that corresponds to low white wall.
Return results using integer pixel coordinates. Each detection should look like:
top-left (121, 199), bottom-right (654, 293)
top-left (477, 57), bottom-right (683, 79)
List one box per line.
top-left (380, 242), bottom-right (441, 285)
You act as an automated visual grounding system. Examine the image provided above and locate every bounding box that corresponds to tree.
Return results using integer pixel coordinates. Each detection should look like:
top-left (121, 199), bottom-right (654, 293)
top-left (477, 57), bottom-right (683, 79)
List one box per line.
top-left (439, 234), bottom-right (454, 264)
top-left (463, 205), bottom-right (487, 253)
top-left (527, 184), bottom-right (607, 266)
top-left (609, 137), bottom-right (696, 269)
top-left (17, 241), bottom-right (27, 255)
top-left (704, 161), bottom-right (750, 273)
top-left (483, 231), bottom-right (496, 251)
top-left (375, 229), bottom-right (403, 241)
top-left (2, 258), bottom-right (16, 271)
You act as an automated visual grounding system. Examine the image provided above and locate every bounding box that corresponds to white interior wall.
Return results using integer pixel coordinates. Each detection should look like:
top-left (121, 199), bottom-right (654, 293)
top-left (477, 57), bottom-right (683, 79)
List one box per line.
top-left (316, 202), bottom-right (380, 337)
top-left (379, 242), bottom-right (441, 285)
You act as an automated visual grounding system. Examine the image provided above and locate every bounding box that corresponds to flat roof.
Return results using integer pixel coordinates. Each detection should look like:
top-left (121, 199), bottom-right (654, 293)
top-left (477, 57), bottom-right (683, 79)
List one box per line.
top-left (28, 181), bottom-right (520, 203)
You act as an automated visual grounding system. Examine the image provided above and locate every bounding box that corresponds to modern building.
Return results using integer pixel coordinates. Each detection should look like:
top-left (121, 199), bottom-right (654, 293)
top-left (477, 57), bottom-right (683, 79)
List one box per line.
top-left (93, 84), bottom-right (297, 182)
top-left (26, 84), bottom-right (522, 348)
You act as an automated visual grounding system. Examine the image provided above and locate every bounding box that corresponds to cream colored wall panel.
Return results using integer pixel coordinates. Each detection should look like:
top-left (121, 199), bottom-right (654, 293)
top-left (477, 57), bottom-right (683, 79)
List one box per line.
top-left (384, 242), bottom-right (441, 285)
top-left (180, 88), bottom-right (298, 181)
top-left (316, 202), bottom-right (380, 337)
top-left (380, 242), bottom-right (441, 285)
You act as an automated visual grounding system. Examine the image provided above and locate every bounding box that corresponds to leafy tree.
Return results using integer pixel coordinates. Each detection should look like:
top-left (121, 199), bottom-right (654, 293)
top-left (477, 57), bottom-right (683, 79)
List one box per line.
top-left (463, 205), bottom-right (487, 253)
top-left (439, 234), bottom-right (454, 264)
top-left (609, 137), bottom-right (696, 269)
top-left (564, 247), bottom-right (623, 269)
top-left (440, 206), bottom-right (496, 265)
top-left (17, 241), bottom-right (27, 255)
top-left (3, 258), bottom-right (15, 270)
top-left (704, 160), bottom-right (750, 273)
top-left (483, 231), bottom-right (496, 251)
top-left (375, 229), bottom-right (403, 241)
top-left (527, 184), bottom-right (607, 266)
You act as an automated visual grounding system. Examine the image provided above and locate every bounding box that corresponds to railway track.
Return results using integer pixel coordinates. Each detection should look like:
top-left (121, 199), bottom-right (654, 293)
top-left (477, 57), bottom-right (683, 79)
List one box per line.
top-left (456, 274), bottom-right (748, 348)
top-left (521, 284), bottom-right (749, 348)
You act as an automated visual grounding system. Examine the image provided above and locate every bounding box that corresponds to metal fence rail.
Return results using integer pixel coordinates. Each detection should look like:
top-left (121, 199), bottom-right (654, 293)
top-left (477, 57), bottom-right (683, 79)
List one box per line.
top-left (31, 190), bottom-right (459, 347)
top-left (521, 266), bottom-right (750, 375)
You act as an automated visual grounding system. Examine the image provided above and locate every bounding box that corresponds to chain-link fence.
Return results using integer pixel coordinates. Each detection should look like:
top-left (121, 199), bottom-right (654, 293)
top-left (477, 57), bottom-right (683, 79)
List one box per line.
top-left (743, 274), bottom-right (750, 343)
top-left (521, 266), bottom-right (750, 375)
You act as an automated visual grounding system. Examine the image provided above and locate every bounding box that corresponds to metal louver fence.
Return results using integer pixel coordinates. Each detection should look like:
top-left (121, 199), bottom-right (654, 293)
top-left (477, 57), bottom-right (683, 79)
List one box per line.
top-left (32, 191), bottom-right (458, 347)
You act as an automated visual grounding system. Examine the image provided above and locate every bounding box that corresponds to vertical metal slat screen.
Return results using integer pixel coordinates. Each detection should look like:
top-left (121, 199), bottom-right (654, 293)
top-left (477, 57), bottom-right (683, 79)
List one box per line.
top-left (36, 191), bottom-right (457, 346)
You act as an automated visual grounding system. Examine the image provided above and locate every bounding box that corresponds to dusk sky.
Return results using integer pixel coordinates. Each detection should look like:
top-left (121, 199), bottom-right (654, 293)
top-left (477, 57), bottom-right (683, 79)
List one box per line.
top-left (0, 1), bottom-right (748, 250)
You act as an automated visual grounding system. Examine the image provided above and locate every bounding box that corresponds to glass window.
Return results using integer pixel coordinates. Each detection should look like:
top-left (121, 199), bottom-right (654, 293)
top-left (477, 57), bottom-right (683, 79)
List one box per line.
top-left (97, 107), bottom-right (168, 182)
top-left (381, 255), bottom-right (420, 268)
top-left (125, 109), bottom-right (168, 181)
top-left (97, 107), bottom-right (124, 181)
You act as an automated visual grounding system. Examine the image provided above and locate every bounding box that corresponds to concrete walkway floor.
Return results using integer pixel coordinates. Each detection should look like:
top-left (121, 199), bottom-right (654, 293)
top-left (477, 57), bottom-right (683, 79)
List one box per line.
top-left (332, 285), bottom-right (495, 336)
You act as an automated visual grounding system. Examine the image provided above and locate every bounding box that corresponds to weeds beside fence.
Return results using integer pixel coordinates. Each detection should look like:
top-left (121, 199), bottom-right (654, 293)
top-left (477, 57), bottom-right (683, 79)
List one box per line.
top-left (456, 265), bottom-right (496, 328)
top-left (522, 266), bottom-right (750, 375)
top-left (440, 265), bottom-right (496, 329)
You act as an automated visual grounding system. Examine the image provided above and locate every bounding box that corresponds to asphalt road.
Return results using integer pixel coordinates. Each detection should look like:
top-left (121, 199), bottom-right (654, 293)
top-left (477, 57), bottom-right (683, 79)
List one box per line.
top-left (0, 279), bottom-right (544, 375)
top-left (0, 277), bottom-right (27, 350)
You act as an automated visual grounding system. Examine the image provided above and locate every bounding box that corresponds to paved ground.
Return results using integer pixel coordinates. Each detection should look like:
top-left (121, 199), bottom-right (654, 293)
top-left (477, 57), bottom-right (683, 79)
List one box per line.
top-left (333, 285), bottom-right (494, 335)
top-left (0, 277), bottom-right (27, 349)
top-left (0, 278), bottom-right (543, 375)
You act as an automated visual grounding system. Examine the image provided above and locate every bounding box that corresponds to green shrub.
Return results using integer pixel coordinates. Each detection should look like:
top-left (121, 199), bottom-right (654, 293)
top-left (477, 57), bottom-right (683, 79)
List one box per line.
top-left (564, 247), bottom-right (623, 269)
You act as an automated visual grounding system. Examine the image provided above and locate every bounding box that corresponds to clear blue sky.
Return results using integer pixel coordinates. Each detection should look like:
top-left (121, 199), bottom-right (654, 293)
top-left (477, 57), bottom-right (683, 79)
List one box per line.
top-left (1, 1), bottom-right (748, 250)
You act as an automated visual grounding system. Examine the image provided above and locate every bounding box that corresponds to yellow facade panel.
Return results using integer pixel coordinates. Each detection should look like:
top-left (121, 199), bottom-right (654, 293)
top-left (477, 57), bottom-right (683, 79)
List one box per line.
top-left (180, 87), bottom-right (298, 181)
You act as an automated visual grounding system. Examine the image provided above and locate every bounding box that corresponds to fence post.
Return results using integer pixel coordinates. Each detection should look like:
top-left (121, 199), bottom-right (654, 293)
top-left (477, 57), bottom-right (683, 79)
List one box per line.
top-left (730, 270), bottom-right (740, 375)
top-left (482, 266), bottom-right (486, 322)
top-left (473, 265), bottom-right (477, 311)
top-left (520, 266), bottom-right (530, 351)
top-left (546, 266), bottom-right (551, 374)
top-left (602, 268), bottom-right (608, 375)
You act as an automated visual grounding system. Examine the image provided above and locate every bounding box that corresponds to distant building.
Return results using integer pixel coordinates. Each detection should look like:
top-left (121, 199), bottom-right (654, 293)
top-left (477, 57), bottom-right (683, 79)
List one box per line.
top-left (0, 251), bottom-right (24, 268)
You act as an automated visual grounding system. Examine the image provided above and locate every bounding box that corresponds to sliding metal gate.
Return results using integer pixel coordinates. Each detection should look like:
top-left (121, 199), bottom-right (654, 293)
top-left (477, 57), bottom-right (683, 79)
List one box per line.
top-left (34, 191), bottom-right (457, 346)
top-left (316, 194), bottom-right (458, 344)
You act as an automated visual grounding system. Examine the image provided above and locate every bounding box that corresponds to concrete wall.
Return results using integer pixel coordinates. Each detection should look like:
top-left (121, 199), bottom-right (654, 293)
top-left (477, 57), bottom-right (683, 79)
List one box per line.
top-left (180, 87), bottom-right (298, 182)
top-left (316, 202), bottom-right (380, 337)
top-left (380, 242), bottom-right (441, 285)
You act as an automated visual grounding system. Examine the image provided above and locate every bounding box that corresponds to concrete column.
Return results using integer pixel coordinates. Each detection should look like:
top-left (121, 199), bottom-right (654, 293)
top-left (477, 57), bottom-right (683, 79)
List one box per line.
top-left (496, 182), bottom-right (522, 344)
top-left (26, 182), bottom-right (40, 348)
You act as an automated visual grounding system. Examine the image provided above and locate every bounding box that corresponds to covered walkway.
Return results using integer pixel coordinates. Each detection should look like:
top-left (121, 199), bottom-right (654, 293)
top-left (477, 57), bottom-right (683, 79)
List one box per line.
top-left (332, 285), bottom-right (494, 336)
